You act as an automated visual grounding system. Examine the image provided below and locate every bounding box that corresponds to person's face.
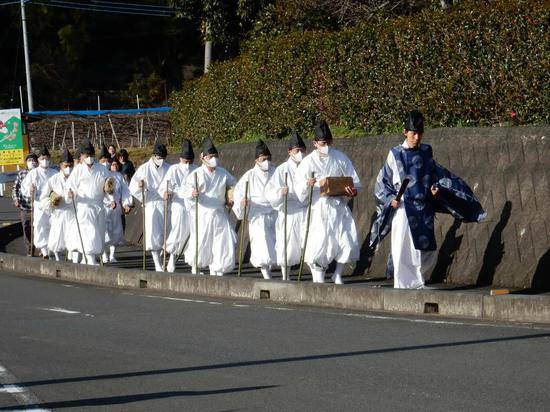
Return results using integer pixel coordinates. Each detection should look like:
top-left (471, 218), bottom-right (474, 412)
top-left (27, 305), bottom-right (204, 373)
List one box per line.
top-left (314, 140), bottom-right (331, 149)
top-left (118, 155), bottom-right (125, 163)
top-left (108, 146), bottom-right (116, 155)
top-left (404, 129), bottom-right (423, 148)
top-left (100, 157), bottom-right (108, 165)
top-left (180, 158), bottom-right (192, 164)
top-left (61, 161), bottom-right (73, 170)
top-left (110, 162), bottom-right (119, 172)
top-left (289, 147), bottom-right (305, 156)
top-left (256, 155), bottom-right (270, 164)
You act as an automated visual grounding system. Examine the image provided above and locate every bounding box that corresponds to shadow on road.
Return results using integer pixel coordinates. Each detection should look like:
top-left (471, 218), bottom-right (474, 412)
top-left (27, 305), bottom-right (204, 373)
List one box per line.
top-left (1, 385), bottom-right (277, 410)
top-left (13, 332), bottom-right (550, 389)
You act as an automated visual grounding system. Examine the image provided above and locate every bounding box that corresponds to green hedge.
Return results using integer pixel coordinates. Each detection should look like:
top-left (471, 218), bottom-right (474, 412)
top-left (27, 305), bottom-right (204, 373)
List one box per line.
top-left (170, 0), bottom-right (549, 144)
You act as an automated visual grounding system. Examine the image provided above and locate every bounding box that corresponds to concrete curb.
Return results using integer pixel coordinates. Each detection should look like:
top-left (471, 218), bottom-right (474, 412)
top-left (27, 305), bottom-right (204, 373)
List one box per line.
top-left (1, 252), bottom-right (549, 324)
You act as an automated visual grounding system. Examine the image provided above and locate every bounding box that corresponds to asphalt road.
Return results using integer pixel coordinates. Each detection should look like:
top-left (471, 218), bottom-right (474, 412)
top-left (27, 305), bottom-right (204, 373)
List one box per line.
top-left (1, 273), bottom-right (549, 412)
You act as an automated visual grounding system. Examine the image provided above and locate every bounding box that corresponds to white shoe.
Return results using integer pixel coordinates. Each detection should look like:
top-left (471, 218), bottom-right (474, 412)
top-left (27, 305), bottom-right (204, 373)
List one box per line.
top-left (109, 256), bottom-right (118, 263)
top-left (102, 253), bottom-right (109, 264)
top-left (216, 271), bottom-right (223, 277)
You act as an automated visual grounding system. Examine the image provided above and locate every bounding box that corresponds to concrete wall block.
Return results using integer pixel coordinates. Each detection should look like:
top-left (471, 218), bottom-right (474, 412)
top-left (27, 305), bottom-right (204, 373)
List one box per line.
top-left (483, 295), bottom-right (550, 323)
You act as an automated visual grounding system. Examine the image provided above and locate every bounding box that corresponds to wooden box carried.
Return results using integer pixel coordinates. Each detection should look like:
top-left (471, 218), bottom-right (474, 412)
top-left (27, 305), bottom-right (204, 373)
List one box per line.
top-left (319, 177), bottom-right (354, 196)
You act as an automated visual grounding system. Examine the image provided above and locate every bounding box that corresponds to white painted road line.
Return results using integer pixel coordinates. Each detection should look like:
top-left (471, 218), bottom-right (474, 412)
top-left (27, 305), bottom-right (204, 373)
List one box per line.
top-left (0, 362), bottom-right (50, 411)
top-left (39, 307), bottom-right (95, 317)
top-left (40, 307), bottom-right (80, 314)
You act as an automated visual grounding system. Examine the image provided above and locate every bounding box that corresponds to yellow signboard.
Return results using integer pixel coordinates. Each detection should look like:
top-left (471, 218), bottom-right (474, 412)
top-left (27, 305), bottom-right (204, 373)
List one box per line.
top-left (0, 108), bottom-right (25, 166)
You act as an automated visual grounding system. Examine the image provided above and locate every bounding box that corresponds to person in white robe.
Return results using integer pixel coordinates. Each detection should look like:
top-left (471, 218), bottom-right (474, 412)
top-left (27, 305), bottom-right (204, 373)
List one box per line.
top-left (21, 146), bottom-right (57, 258)
top-left (39, 149), bottom-right (76, 261)
top-left (102, 158), bottom-right (132, 263)
top-left (158, 139), bottom-right (197, 272)
top-left (265, 131), bottom-right (308, 280)
top-left (183, 138), bottom-right (237, 276)
top-left (65, 140), bottom-right (111, 265)
top-left (295, 120), bottom-right (361, 284)
top-left (233, 140), bottom-right (277, 279)
top-left (129, 142), bottom-right (171, 272)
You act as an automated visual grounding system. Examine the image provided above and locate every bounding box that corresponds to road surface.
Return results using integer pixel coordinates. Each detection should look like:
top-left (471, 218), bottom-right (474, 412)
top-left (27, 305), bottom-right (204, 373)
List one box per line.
top-left (0, 272), bottom-right (549, 411)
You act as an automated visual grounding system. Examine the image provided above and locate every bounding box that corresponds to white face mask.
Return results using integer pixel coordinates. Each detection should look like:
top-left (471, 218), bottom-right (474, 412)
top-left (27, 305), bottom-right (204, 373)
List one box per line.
top-left (63, 167), bottom-right (72, 176)
top-left (153, 158), bottom-right (164, 167)
top-left (84, 156), bottom-right (95, 165)
top-left (257, 159), bottom-right (270, 171)
top-left (27, 161), bottom-right (36, 170)
top-left (203, 157), bottom-right (218, 168)
top-left (290, 152), bottom-right (303, 163)
top-left (317, 145), bottom-right (329, 156)
top-left (39, 159), bottom-right (50, 168)
top-left (180, 162), bottom-right (190, 171)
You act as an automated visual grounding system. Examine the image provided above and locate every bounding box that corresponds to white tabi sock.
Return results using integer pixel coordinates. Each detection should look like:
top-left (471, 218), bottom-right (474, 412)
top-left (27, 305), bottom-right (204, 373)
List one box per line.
top-left (67, 250), bottom-right (73, 261)
top-left (260, 266), bottom-right (272, 280)
top-left (216, 271), bottom-right (223, 277)
top-left (102, 252), bottom-right (109, 264)
top-left (281, 266), bottom-right (291, 281)
top-left (86, 254), bottom-right (97, 265)
top-left (54, 252), bottom-right (61, 262)
top-left (331, 262), bottom-right (344, 285)
top-left (41, 247), bottom-right (48, 258)
top-left (72, 252), bottom-right (80, 264)
top-left (151, 251), bottom-right (162, 272)
top-left (167, 254), bottom-right (176, 273)
top-left (109, 246), bottom-right (117, 262)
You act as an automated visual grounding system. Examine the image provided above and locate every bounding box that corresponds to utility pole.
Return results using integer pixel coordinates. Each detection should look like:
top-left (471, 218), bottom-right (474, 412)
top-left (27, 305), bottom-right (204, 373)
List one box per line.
top-left (204, 21), bottom-right (211, 73)
top-left (20, 0), bottom-right (34, 112)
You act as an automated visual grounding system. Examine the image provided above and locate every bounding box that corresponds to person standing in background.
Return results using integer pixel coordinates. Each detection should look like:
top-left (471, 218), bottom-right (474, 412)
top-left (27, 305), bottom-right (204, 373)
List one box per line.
top-left (12, 153), bottom-right (38, 255)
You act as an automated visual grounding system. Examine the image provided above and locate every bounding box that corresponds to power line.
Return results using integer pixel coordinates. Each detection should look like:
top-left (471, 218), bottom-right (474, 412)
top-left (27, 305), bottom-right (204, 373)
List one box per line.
top-left (25, 0), bottom-right (181, 17)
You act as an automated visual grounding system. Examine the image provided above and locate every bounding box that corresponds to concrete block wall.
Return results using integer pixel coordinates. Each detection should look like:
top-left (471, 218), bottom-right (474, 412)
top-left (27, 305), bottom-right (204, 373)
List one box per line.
top-left (126, 126), bottom-right (549, 289)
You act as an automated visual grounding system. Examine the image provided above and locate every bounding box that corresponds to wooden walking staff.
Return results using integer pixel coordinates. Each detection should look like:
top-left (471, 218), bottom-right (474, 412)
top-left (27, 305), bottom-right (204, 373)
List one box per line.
top-left (30, 190), bottom-right (35, 257)
top-left (141, 181), bottom-right (146, 271)
top-left (237, 181), bottom-right (249, 277)
top-left (163, 180), bottom-right (170, 271)
top-left (298, 172), bottom-right (315, 282)
top-left (71, 194), bottom-right (88, 265)
top-left (283, 173), bottom-right (288, 277)
top-left (194, 173), bottom-right (199, 275)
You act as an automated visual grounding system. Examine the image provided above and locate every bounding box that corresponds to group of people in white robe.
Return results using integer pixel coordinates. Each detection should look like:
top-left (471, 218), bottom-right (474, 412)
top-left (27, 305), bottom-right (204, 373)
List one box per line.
top-left (21, 112), bottom-right (483, 288)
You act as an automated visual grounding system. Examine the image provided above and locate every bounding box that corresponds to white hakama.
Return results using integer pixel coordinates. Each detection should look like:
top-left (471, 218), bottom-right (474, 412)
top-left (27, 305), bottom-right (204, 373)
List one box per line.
top-left (129, 158), bottom-right (170, 251)
top-left (264, 158), bottom-right (307, 270)
top-left (183, 165), bottom-right (237, 275)
top-left (233, 165), bottom-right (277, 276)
top-left (21, 167), bottom-right (57, 253)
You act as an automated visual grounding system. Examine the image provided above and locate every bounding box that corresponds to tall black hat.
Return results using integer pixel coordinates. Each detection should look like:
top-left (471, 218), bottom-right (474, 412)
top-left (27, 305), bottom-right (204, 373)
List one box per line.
top-left (38, 145), bottom-right (50, 157)
top-left (180, 139), bottom-right (194, 160)
top-left (80, 139), bottom-right (95, 156)
top-left (314, 120), bottom-right (333, 141)
top-left (288, 130), bottom-right (306, 150)
top-left (201, 138), bottom-right (218, 156)
top-left (404, 110), bottom-right (424, 133)
top-left (255, 139), bottom-right (271, 159)
top-left (153, 140), bottom-right (168, 158)
top-left (60, 148), bottom-right (74, 164)
top-left (99, 144), bottom-right (110, 159)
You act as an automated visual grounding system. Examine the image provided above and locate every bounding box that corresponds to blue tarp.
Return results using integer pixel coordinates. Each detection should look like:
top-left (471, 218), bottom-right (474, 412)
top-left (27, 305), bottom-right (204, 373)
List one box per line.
top-left (26, 107), bottom-right (171, 117)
